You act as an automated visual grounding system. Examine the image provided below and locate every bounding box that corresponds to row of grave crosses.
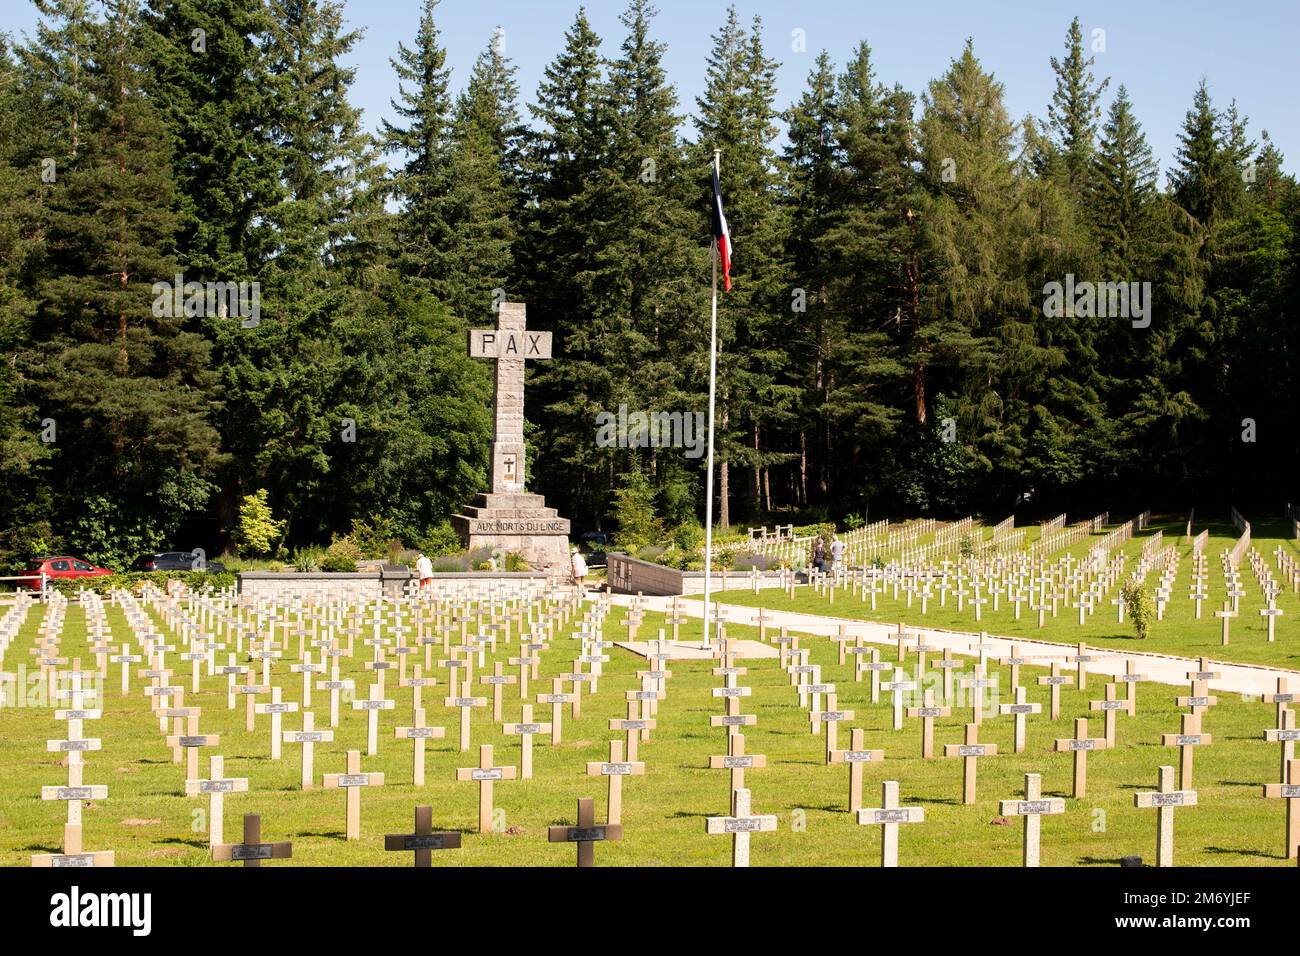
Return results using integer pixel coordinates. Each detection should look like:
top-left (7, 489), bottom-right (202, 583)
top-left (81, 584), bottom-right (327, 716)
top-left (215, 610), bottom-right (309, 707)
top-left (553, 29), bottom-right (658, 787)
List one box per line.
top-left (24, 577), bottom-right (660, 866)
top-left (18, 572), bottom-right (1300, 867)
top-left (803, 550), bottom-right (1136, 631)
top-left (0, 589), bottom-right (42, 706)
top-left (190, 791), bottom-right (624, 869)
top-left (785, 528), bottom-right (1294, 646)
top-left (701, 602), bottom-right (1300, 866)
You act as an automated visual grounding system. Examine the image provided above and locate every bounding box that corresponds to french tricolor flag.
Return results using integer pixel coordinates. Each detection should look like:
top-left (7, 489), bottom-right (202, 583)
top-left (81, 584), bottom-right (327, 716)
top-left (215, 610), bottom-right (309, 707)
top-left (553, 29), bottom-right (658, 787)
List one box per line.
top-left (711, 165), bottom-right (732, 292)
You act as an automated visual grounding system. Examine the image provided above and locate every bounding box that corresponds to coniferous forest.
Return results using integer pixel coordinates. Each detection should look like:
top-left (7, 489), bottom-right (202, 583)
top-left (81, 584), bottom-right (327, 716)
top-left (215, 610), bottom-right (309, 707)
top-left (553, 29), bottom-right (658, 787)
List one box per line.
top-left (1, 0), bottom-right (1296, 568)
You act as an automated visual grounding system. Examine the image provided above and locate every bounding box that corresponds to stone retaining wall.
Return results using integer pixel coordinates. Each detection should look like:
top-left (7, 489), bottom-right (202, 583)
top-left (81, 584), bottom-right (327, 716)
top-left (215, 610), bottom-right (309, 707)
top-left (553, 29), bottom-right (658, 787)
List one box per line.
top-left (606, 553), bottom-right (788, 596)
top-left (238, 568), bottom-right (558, 603)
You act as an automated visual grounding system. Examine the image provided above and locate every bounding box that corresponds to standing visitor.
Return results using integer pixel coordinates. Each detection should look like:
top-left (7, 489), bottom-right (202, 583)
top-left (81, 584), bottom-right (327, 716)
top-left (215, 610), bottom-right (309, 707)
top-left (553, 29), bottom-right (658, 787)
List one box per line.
top-left (571, 545), bottom-right (588, 594)
top-left (812, 537), bottom-right (826, 573)
top-left (415, 551), bottom-right (433, 593)
top-left (831, 534), bottom-right (845, 570)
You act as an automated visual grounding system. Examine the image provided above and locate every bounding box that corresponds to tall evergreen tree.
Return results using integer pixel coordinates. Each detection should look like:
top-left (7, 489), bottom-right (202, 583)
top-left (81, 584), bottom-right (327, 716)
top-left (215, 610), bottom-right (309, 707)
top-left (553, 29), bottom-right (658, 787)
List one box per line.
top-left (1090, 85), bottom-right (1159, 269)
top-left (437, 33), bottom-right (524, 322)
top-left (820, 43), bottom-right (915, 475)
top-left (1169, 81), bottom-right (1242, 226)
top-left (521, 7), bottom-right (613, 526)
top-left (0, 34), bottom-right (55, 566)
top-left (29, 0), bottom-right (219, 565)
top-left (1046, 16), bottom-right (1108, 187)
top-left (604, 0), bottom-right (709, 527)
top-left (143, 0), bottom-right (279, 282)
top-left (381, 0), bottom-right (454, 285)
top-left (916, 41), bottom-right (1054, 508)
top-left (691, 8), bottom-right (786, 526)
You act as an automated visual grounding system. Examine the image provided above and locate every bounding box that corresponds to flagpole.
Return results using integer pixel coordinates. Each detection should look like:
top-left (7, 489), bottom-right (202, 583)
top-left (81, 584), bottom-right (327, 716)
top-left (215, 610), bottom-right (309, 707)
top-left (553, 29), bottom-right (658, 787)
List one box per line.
top-left (702, 148), bottom-right (721, 648)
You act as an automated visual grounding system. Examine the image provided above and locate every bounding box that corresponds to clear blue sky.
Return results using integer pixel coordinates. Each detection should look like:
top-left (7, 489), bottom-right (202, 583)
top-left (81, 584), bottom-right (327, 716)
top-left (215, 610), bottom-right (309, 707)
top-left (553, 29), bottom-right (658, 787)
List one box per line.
top-left (5, 0), bottom-right (1297, 177)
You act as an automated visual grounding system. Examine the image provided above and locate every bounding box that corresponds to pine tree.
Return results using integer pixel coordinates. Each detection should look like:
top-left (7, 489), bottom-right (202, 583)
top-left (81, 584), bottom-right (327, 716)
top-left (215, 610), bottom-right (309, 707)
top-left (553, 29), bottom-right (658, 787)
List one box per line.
top-left (437, 33), bottom-right (524, 322)
top-left (691, 8), bottom-right (786, 526)
top-left (143, 0), bottom-right (280, 282)
top-left (31, 0), bottom-right (219, 565)
top-left (599, 0), bottom-right (707, 527)
top-left (207, 0), bottom-right (389, 546)
top-left (820, 42), bottom-right (915, 463)
top-left (0, 35), bottom-right (55, 566)
top-left (916, 41), bottom-right (1049, 506)
top-left (1247, 130), bottom-right (1291, 209)
top-left (14, 0), bottom-right (97, 162)
top-left (1090, 85), bottom-right (1159, 269)
top-left (1169, 80), bottom-right (1243, 226)
top-left (781, 50), bottom-right (840, 511)
top-left (381, 0), bottom-right (454, 285)
top-left (520, 7), bottom-right (614, 526)
top-left (1046, 16), bottom-right (1108, 187)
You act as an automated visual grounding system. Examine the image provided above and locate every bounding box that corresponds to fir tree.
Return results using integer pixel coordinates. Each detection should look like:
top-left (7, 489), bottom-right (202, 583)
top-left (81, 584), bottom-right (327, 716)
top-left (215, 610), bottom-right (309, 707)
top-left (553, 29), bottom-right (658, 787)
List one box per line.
top-left (437, 33), bottom-right (524, 322)
top-left (1046, 16), bottom-right (1108, 186)
top-left (32, 0), bottom-right (219, 565)
top-left (520, 7), bottom-right (613, 526)
top-left (381, 0), bottom-right (454, 285)
top-left (691, 8), bottom-right (786, 526)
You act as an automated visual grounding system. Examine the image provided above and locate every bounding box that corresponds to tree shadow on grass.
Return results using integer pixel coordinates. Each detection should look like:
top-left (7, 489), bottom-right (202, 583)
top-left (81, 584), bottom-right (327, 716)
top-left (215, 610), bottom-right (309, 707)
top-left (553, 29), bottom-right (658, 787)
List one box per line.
top-left (1077, 856), bottom-right (1134, 866)
top-left (157, 836), bottom-right (208, 850)
top-left (20, 842), bottom-right (61, 853)
top-left (1204, 845), bottom-right (1277, 861)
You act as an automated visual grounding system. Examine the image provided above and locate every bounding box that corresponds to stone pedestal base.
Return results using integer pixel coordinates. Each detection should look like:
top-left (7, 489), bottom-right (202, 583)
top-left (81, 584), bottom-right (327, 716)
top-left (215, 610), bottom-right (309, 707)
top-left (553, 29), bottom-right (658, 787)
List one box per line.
top-left (451, 493), bottom-right (572, 574)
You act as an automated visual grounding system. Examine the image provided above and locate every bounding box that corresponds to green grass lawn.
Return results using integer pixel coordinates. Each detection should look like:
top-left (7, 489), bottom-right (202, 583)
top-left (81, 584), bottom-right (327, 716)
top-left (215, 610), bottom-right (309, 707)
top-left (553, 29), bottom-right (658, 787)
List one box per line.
top-left (0, 596), bottom-right (1293, 867)
top-left (708, 520), bottom-right (1300, 671)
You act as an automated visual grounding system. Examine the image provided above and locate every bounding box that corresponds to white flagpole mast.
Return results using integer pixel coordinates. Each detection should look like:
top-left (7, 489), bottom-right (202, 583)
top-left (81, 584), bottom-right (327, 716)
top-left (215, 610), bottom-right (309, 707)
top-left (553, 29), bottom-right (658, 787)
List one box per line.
top-left (702, 148), bottom-right (721, 648)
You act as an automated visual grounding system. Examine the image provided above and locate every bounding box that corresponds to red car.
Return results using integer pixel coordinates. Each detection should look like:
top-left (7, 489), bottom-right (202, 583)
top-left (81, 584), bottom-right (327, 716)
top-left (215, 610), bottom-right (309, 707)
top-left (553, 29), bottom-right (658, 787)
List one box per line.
top-left (15, 556), bottom-right (113, 590)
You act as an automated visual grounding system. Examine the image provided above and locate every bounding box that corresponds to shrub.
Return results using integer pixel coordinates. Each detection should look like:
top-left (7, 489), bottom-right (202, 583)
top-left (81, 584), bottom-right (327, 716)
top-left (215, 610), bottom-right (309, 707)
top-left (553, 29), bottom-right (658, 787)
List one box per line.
top-left (417, 521), bottom-right (462, 557)
top-left (433, 554), bottom-right (469, 573)
top-left (671, 521), bottom-right (704, 553)
top-left (0, 519), bottom-right (60, 574)
top-left (349, 514), bottom-right (401, 560)
top-left (236, 490), bottom-right (283, 556)
top-left (733, 552), bottom-right (772, 572)
top-left (46, 570), bottom-right (237, 596)
top-left (959, 534), bottom-right (976, 559)
top-left (1121, 579), bottom-right (1152, 639)
top-left (504, 552), bottom-right (531, 572)
top-left (609, 465), bottom-right (661, 552)
top-left (292, 546), bottom-right (323, 573)
top-left (636, 544), bottom-right (667, 564)
top-left (320, 535), bottom-right (362, 573)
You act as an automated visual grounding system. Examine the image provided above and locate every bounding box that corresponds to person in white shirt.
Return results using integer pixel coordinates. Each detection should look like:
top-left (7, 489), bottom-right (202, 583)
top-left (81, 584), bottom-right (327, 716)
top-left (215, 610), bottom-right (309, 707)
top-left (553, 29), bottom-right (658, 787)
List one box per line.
top-left (570, 545), bottom-right (588, 593)
top-left (415, 552), bottom-right (433, 593)
top-left (830, 535), bottom-right (845, 569)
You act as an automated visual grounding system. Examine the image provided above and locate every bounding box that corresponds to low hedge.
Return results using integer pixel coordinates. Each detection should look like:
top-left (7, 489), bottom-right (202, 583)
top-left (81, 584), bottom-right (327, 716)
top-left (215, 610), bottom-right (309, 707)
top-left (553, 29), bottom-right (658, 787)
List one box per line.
top-left (42, 570), bottom-right (238, 596)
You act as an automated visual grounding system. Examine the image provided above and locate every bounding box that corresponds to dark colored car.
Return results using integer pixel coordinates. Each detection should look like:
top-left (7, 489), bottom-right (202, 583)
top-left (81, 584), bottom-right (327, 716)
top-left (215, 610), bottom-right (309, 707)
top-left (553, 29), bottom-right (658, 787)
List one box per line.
top-left (15, 556), bottom-right (113, 589)
top-left (579, 531), bottom-right (608, 568)
top-left (131, 552), bottom-right (227, 573)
